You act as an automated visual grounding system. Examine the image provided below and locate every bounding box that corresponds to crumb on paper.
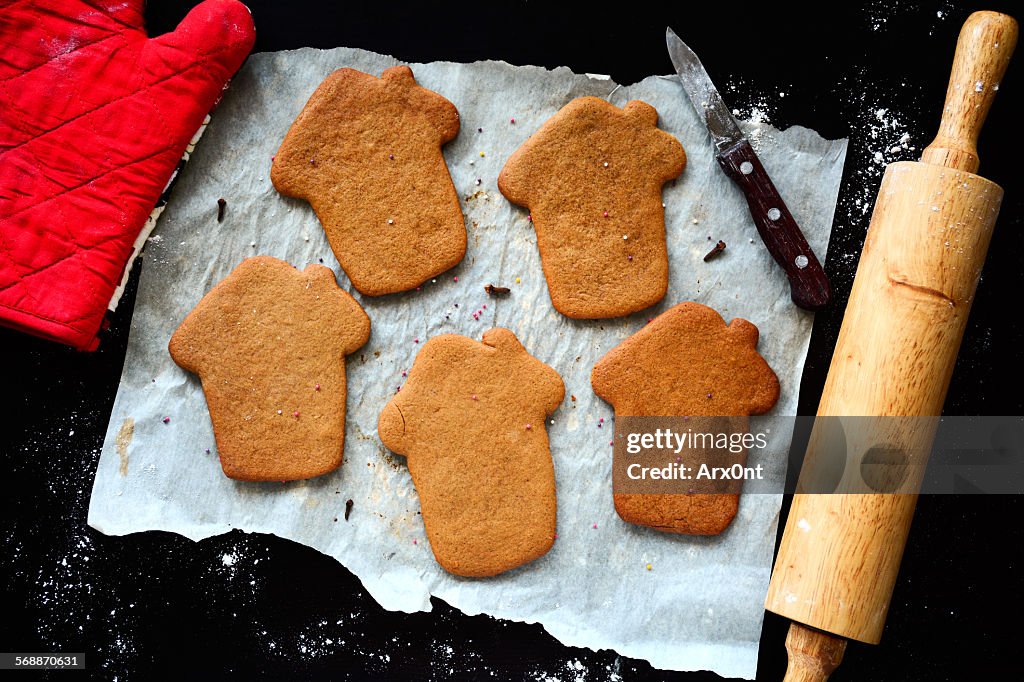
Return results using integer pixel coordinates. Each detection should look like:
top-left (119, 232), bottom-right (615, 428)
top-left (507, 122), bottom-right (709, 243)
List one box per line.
top-left (116, 417), bottom-right (134, 476)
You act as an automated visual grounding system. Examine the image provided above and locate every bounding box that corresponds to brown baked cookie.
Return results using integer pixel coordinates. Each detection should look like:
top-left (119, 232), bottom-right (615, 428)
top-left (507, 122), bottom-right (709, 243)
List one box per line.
top-left (378, 328), bottom-right (564, 577)
top-left (271, 65), bottom-right (466, 296)
top-left (498, 97), bottom-right (686, 318)
top-left (169, 256), bottom-right (370, 481)
top-left (591, 302), bottom-right (779, 534)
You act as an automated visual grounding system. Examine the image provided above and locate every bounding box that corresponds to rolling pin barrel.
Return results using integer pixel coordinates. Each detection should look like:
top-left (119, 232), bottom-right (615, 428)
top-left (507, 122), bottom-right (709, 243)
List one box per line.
top-left (766, 10), bottom-right (1017, 680)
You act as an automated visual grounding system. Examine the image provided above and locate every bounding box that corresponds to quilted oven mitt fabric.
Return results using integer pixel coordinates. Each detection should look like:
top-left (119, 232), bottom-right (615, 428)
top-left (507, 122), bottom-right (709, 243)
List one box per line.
top-left (0, 0), bottom-right (255, 350)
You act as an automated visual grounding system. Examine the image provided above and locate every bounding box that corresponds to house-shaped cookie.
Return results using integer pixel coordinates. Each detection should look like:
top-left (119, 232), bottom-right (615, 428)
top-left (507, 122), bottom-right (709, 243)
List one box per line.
top-left (591, 302), bottom-right (779, 534)
top-left (271, 65), bottom-right (466, 296)
top-left (498, 97), bottom-right (686, 318)
top-left (378, 328), bottom-right (564, 577)
top-left (169, 256), bottom-right (370, 481)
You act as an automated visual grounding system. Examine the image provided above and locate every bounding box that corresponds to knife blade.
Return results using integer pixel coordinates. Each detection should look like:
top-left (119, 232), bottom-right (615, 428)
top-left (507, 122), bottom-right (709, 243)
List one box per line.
top-left (666, 27), bottom-right (831, 311)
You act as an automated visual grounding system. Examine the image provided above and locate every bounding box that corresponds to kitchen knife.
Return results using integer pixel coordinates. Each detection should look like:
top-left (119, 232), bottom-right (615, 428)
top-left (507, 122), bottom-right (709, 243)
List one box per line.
top-left (666, 27), bottom-right (831, 311)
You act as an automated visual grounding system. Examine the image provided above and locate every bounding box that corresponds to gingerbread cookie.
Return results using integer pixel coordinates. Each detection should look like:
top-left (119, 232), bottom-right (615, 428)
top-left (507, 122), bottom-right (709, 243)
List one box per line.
top-left (378, 328), bottom-right (564, 577)
top-left (591, 302), bottom-right (779, 534)
top-left (169, 256), bottom-right (370, 481)
top-left (498, 97), bottom-right (686, 318)
top-left (271, 65), bottom-right (466, 295)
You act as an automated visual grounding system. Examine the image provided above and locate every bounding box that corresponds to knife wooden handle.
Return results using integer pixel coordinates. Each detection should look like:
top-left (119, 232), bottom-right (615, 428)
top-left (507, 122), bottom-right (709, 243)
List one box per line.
top-left (717, 139), bottom-right (831, 311)
top-left (921, 11), bottom-right (1018, 173)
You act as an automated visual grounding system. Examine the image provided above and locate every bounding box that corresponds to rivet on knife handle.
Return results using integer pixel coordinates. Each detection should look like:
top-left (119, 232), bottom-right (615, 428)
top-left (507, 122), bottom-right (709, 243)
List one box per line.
top-left (718, 139), bottom-right (831, 311)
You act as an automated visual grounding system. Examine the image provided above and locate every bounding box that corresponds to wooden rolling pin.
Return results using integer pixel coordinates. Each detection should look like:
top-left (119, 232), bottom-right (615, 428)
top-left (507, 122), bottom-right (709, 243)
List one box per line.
top-left (764, 10), bottom-right (1017, 680)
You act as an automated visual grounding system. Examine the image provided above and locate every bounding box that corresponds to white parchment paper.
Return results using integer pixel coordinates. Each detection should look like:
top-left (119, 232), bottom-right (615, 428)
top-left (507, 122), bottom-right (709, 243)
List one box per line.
top-left (88, 47), bottom-right (847, 679)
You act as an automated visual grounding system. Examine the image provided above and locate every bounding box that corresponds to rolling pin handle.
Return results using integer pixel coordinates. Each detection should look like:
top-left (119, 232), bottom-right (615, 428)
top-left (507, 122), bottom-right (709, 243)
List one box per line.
top-left (782, 622), bottom-right (847, 682)
top-left (921, 11), bottom-right (1018, 173)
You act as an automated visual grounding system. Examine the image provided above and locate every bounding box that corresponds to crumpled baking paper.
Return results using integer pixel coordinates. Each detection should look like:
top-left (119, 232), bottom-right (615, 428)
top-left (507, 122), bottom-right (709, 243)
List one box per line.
top-left (88, 46), bottom-right (847, 679)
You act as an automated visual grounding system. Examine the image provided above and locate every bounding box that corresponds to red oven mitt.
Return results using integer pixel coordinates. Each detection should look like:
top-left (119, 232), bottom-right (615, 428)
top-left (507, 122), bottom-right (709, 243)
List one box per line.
top-left (0, 0), bottom-right (256, 350)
